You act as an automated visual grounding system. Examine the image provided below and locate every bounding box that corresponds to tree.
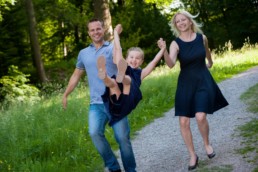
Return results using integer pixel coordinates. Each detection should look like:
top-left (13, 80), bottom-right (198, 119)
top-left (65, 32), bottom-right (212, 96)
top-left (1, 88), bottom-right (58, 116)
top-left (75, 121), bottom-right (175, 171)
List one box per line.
top-left (93, 0), bottom-right (113, 41)
top-left (24, 0), bottom-right (47, 82)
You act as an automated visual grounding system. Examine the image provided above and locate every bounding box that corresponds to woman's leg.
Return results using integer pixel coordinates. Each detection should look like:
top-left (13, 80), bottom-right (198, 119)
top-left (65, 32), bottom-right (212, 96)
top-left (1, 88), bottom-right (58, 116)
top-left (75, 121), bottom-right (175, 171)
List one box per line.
top-left (195, 112), bottom-right (214, 155)
top-left (179, 116), bottom-right (197, 166)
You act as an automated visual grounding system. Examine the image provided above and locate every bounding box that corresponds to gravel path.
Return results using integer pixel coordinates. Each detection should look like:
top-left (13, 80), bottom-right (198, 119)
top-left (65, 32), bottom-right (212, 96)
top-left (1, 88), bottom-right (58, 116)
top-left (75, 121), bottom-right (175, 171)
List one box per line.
top-left (117, 66), bottom-right (258, 172)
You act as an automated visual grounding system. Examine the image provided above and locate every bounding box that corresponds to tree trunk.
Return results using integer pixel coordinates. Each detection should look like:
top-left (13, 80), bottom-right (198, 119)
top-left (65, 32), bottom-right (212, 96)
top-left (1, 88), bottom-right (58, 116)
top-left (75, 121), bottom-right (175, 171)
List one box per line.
top-left (93, 0), bottom-right (113, 41)
top-left (24, 0), bottom-right (47, 82)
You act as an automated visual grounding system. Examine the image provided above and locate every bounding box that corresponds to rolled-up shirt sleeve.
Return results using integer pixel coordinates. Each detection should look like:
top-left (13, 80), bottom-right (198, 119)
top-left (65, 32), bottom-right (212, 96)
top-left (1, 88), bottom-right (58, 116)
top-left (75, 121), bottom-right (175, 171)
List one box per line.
top-left (76, 51), bottom-right (85, 70)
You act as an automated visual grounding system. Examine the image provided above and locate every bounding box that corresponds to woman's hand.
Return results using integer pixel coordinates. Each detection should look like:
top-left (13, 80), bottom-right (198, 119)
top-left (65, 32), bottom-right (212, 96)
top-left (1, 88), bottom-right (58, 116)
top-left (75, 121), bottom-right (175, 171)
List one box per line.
top-left (157, 38), bottom-right (166, 49)
top-left (206, 60), bottom-right (213, 68)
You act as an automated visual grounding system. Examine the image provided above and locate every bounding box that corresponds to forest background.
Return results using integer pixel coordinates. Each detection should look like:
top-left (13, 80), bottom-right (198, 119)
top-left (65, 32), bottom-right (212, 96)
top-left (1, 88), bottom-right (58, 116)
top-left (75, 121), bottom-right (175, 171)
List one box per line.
top-left (1, 0), bottom-right (258, 106)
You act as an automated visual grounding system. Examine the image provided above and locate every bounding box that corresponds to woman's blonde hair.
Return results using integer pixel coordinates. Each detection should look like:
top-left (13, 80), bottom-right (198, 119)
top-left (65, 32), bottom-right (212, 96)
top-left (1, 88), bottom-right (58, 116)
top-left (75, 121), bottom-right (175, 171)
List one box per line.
top-left (126, 47), bottom-right (144, 61)
top-left (169, 10), bottom-right (203, 37)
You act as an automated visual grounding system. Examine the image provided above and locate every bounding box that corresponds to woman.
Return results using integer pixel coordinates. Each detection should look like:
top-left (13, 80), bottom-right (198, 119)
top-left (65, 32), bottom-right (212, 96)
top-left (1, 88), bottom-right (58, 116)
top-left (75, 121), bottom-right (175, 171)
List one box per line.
top-left (163, 10), bottom-right (229, 170)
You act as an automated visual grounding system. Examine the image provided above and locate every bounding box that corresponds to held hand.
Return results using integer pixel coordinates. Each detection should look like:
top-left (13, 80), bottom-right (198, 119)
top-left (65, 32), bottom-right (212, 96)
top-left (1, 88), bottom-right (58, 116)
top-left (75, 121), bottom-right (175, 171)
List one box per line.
top-left (157, 38), bottom-right (166, 49)
top-left (162, 40), bottom-right (166, 49)
top-left (114, 24), bottom-right (123, 35)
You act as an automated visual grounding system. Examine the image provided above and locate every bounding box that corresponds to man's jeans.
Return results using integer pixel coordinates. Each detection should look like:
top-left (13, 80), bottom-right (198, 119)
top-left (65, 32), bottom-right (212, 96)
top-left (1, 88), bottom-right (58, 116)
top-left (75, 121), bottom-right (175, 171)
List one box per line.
top-left (88, 104), bottom-right (136, 172)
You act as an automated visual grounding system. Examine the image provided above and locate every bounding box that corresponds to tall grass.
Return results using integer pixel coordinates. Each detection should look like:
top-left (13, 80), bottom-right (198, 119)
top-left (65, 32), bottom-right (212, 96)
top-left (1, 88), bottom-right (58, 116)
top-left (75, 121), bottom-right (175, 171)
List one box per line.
top-left (0, 85), bottom-right (101, 171)
top-left (0, 44), bottom-right (258, 171)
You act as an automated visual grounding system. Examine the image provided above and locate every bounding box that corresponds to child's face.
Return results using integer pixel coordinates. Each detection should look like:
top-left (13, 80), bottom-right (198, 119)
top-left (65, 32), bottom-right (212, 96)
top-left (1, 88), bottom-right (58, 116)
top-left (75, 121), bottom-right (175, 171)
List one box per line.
top-left (126, 50), bottom-right (143, 69)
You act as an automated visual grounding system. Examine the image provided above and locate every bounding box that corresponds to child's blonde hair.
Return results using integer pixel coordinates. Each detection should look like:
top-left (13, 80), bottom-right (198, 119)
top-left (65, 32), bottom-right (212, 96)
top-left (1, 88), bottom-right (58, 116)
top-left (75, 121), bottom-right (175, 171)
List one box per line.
top-left (169, 10), bottom-right (203, 37)
top-left (126, 47), bottom-right (144, 61)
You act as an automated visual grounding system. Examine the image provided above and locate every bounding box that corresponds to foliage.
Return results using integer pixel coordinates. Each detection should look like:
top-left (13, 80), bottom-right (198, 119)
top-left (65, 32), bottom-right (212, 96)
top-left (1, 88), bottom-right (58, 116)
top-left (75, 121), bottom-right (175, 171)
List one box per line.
top-left (0, 65), bottom-right (40, 108)
top-left (0, 44), bottom-right (257, 171)
top-left (1, 0), bottom-right (258, 84)
top-left (34, 0), bottom-right (92, 62)
top-left (144, 0), bottom-right (171, 8)
top-left (0, 0), bottom-right (31, 81)
top-left (111, 1), bottom-right (172, 66)
top-left (0, 0), bottom-right (93, 82)
top-left (0, 0), bottom-right (16, 21)
top-left (180, 0), bottom-right (258, 50)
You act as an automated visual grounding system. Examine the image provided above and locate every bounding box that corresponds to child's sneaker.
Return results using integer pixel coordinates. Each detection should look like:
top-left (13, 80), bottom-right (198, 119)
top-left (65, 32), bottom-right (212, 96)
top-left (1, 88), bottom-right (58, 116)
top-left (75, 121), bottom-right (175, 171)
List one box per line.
top-left (116, 58), bottom-right (127, 83)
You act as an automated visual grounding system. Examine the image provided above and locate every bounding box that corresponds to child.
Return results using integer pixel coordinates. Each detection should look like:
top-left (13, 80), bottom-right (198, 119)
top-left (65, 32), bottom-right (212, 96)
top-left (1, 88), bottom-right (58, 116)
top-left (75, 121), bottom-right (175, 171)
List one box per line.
top-left (97, 24), bottom-right (166, 126)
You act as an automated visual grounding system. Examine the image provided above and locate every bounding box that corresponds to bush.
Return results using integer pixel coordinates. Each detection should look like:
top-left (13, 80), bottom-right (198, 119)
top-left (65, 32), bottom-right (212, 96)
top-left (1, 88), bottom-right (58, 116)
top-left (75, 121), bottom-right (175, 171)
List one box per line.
top-left (0, 65), bottom-right (40, 108)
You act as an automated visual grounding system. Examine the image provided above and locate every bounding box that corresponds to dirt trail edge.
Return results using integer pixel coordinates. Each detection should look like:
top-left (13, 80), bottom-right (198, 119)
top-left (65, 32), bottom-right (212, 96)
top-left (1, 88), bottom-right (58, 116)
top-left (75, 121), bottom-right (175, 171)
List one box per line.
top-left (116, 66), bottom-right (258, 172)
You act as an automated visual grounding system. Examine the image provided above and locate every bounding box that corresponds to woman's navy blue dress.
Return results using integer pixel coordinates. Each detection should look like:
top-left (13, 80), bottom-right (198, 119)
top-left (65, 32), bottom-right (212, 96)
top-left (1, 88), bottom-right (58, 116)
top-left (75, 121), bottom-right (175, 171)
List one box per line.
top-left (102, 66), bottom-right (142, 126)
top-left (175, 33), bottom-right (228, 118)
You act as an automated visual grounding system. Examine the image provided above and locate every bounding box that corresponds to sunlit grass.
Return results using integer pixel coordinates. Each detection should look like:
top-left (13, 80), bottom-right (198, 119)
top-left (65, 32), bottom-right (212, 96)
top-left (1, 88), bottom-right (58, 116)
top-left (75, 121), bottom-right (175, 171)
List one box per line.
top-left (0, 44), bottom-right (258, 171)
top-left (210, 47), bottom-right (258, 82)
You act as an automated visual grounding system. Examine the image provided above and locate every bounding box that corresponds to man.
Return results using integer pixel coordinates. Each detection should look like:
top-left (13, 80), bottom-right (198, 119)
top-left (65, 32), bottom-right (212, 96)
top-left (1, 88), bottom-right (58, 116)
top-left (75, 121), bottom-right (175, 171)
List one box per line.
top-left (62, 19), bottom-right (136, 172)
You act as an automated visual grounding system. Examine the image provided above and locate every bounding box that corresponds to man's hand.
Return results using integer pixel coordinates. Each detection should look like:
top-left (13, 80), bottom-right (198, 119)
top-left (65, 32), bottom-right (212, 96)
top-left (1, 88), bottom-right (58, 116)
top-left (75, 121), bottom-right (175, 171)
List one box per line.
top-left (62, 96), bottom-right (67, 110)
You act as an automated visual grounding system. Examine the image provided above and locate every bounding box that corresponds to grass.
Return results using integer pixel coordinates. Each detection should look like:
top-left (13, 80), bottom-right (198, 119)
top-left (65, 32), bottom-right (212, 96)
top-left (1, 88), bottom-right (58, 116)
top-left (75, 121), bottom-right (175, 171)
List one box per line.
top-left (196, 164), bottom-right (233, 172)
top-left (0, 44), bottom-right (258, 171)
top-left (238, 83), bottom-right (258, 171)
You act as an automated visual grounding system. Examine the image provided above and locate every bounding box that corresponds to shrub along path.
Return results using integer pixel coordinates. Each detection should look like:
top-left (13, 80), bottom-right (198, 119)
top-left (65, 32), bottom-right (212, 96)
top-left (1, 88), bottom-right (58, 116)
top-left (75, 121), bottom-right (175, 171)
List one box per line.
top-left (116, 66), bottom-right (258, 172)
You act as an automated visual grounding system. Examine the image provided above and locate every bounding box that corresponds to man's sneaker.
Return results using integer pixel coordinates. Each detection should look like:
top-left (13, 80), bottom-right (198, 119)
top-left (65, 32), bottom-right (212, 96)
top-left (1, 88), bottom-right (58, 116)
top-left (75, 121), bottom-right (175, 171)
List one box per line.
top-left (109, 170), bottom-right (122, 172)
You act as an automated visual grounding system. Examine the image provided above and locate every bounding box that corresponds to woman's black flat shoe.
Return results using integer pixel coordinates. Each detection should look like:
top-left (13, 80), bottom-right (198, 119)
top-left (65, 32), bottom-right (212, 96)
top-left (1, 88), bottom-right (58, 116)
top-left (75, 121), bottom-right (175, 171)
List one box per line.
top-left (207, 151), bottom-right (216, 159)
top-left (188, 155), bottom-right (198, 171)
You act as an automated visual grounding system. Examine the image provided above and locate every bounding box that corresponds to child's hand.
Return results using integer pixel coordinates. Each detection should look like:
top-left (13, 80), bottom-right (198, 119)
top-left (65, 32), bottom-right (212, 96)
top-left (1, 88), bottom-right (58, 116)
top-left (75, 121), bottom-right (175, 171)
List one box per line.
top-left (157, 38), bottom-right (166, 49)
top-left (115, 24), bottom-right (123, 34)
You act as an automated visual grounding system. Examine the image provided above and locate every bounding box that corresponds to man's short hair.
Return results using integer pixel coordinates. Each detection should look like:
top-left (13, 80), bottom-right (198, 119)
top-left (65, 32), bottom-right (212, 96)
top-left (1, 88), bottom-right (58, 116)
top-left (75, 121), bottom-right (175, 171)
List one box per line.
top-left (87, 18), bottom-right (104, 29)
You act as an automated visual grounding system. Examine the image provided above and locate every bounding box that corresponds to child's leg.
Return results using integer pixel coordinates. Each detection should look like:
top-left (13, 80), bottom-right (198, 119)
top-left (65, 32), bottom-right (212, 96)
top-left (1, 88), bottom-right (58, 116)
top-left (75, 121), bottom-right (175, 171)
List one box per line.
top-left (113, 26), bottom-right (124, 65)
top-left (122, 75), bottom-right (131, 95)
top-left (113, 25), bottom-right (129, 84)
top-left (116, 58), bottom-right (128, 83)
top-left (97, 56), bottom-right (122, 100)
top-left (97, 56), bottom-right (116, 87)
top-left (109, 81), bottom-right (121, 101)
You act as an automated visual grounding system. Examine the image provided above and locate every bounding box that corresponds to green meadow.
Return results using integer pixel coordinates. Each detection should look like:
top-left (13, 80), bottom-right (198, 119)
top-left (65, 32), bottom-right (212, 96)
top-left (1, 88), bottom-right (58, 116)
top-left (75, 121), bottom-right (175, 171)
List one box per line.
top-left (0, 43), bottom-right (258, 171)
